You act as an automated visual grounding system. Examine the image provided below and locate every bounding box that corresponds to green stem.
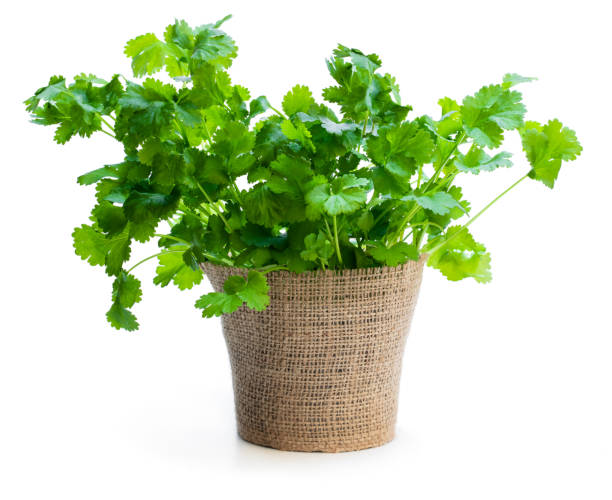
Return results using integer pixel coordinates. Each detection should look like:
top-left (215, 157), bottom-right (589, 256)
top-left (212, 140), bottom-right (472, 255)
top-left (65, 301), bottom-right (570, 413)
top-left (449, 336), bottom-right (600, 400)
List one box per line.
top-left (154, 234), bottom-right (189, 245)
top-left (230, 182), bottom-right (242, 204)
top-left (428, 174), bottom-right (529, 254)
top-left (100, 129), bottom-right (115, 139)
top-left (390, 203), bottom-right (421, 244)
top-left (269, 105), bottom-right (287, 119)
top-left (332, 215), bottom-right (343, 266)
top-left (126, 250), bottom-right (184, 274)
top-left (423, 131), bottom-right (465, 192)
top-left (101, 117), bottom-right (115, 131)
top-left (258, 264), bottom-right (289, 274)
top-left (195, 181), bottom-right (231, 231)
top-left (173, 119), bottom-right (189, 144)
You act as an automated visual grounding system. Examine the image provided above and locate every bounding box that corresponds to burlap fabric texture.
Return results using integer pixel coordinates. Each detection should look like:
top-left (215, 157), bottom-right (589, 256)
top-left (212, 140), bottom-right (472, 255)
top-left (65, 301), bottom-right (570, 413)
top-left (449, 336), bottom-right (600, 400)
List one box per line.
top-left (203, 257), bottom-right (425, 452)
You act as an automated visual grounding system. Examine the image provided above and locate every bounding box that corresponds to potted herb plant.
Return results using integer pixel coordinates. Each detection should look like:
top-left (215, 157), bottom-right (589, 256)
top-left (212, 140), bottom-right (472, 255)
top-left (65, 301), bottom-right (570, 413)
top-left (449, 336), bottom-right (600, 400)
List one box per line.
top-left (25, 17), bottom-right (581, 452)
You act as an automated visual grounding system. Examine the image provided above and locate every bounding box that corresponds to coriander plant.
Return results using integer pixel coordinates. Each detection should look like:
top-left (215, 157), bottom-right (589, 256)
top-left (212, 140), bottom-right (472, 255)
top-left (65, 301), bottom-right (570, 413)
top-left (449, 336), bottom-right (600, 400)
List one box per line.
top-left (25, 17), bottom-right (582, 330)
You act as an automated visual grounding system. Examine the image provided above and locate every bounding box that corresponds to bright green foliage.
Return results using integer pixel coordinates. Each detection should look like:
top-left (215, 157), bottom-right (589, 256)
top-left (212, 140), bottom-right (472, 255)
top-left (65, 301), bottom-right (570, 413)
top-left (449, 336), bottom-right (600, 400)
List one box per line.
top-left (520, 119), bottom-right (582, 188)
top-left (461, 84), bottom-right (526, 148)
top-left (426, 227), bottom-right (492, 283)
top-left (403, 192), bottom-right (464, 216)
top-left (107, 271), bottom-right (142, 331)
top-left (25, 20), bottom-right (581, 331)
top-left (454, 147), bottom-right (513, 174)
top-left (195, 270), bottom-right (268, 317)
top-left (368, 242), bottom-right (419, 266)
top-left (306, 174), bottom-right (370, 216)
top-left (154, 251), bottom-right (204, 290)
top-left (300, 232), bottom-right (334, 267)
top-left (282, 85), bottom-right (316, 116)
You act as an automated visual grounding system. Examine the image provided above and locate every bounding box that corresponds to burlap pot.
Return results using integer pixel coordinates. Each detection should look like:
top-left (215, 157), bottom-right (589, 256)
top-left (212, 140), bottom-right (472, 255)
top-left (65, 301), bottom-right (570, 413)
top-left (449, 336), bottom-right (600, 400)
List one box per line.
top-left (202, 257), bottom-right (425, 452)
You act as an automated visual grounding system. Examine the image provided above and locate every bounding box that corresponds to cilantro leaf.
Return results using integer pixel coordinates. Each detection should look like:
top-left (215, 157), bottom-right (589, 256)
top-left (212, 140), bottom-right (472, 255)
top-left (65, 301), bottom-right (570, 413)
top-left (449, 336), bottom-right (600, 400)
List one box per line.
top-left (282, 85), bottom-right (316, 116)
top-left (461, 84), bottom-right (526, 148)
top-left (306, 174), bottom-right (369, 217)
top-left (195, 269), bottom-right (269, 317)
top-left (106, 271), bottom-right (142, 331)
top-left (77, 166), bottom-right (120, 186)
top-left (368, 242), bottom-right (419, 266)
top-left (72, 224), bottom-right (108, 267)
top-left (236, 271), bottom-right (269, 311)
top-left (502, 73), bottom-right (536, 89)
top-left (154, 251), bottom-right (204, 290)
top-left (195, 292), bottom-right (243, 318)
top-left (520, 119), bottom-right (582, 188)
top-left (427, 226), bottom-right (492, 283)
top-left (454, 147), bottom-right (513, 174)
top-left (124, 33), bottom-right (168, 77)
top-left (403, 191), bottom-right (465, 216)
top-left (300, 232), bottom-right (334, 265)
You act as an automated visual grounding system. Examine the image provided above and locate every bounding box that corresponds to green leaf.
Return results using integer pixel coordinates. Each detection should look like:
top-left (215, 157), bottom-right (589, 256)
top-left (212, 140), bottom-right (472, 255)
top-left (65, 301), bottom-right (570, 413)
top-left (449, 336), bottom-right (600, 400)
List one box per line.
top-left (454, 147), bottom-right (513, 174)
top-left (124, 33), bottom-right (168, 77)
top-left (243, 184), bottom-right (303, 227)
top-left (462, 84), bottom-right (526, 148)
top-left (105, 226), bottom-right (132, 276)
top-left (427, 226), bottom-right (491, 283)
top-left (105, 270), bottom-right (142, 331)
top-left (211, 121), bottom-right (256, 177)
top-left (368, 242), bottom-right (419, 266)
top-left (77, 166), bottom-right (119, 185)
top-left (236, 271), bottom-right (269, 311)
top-left (240, 223), bottom-right (286, 248)
top-left (403, 191), bottom-right (465, 216)
top-left (164, 19), bottom-right (195, 50)
top-left (123, 188), bottom-right (180, 224)
top-left (195, 292), bottom-right (243, 317)
top-left (300, 232), bottom-right (334, 264)
top-left (305, 174), bottom-right (369, 217)
top-left (111, 271), bottom-right (143, 308)
top-left (280, 119), bottom-right (315, 151)
top-left (436, 97), bottom-right (462, 137)
top-left (190, 21), bottom-right (237, 72)
top-left (106, 302), bottom-right (139, 331)
top-left (154, 251), bottom-right (204, 290)
top-left (249, 96), bottom-right (270, 119)
top-left (502, 73), bottom-right (536, 89)
top-left (195, 269), bottom-right (269, 317)
top-left (520, 119), bottom-right (582, 188)
top-left (92, 201), bottom-right (127, 235)
top-left (72, 224), bottom-right (108, 267)
top-left (282, 85), bottom-right (315, 116)
top-left (267, 154), bottom-right (314, 198)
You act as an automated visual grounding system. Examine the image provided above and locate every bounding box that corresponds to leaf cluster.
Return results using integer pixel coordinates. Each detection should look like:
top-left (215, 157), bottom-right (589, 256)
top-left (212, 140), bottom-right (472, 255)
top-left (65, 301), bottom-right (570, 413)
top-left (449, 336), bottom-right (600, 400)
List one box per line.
top-left (25, 18), bottom-right (582, 330)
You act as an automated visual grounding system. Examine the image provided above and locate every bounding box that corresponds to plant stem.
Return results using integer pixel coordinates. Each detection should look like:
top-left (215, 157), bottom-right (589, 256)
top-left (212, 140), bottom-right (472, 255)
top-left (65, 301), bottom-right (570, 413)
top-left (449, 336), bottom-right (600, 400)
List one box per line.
top-left (153, 234), bottom-right (189, 245)
top-left (230, 182), bottom-right (242, 204)
top-left (332, 215), bottom-right (343, 266)
top-left (195, 181), bottom-right (231, 231)
top-left (173, 119), bottom-right (189, 144)
top-left (126, 250), bottom-right (184, 274)
top-left (258, 264), bottom-right (289, 274)
top-left (269, 105), bottom-right (287, 119)
top-left (101, 117), bottom-right (115, 131)
top-left (423, 131), bottom-right (465, 192)
top-left (100, 129), bottom-right (115, 139)
top-left (428, 173), bottom-right (529, 255)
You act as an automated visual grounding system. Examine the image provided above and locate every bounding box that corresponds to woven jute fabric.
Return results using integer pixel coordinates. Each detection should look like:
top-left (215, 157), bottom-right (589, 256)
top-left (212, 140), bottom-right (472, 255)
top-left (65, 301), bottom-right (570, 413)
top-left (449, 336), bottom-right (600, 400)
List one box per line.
top-left (202, 258), bottom-right (425, 452)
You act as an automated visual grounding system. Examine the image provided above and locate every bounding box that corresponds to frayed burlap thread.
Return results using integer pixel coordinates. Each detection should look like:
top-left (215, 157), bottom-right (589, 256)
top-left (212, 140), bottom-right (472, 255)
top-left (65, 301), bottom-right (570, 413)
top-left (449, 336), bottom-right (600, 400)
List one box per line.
top-left (202, 258), bottom-right (425, 452)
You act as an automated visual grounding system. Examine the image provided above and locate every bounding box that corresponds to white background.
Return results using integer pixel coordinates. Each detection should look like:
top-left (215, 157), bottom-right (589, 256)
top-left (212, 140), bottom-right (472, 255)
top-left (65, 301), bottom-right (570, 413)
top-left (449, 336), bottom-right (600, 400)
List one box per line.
top-left (1, 0), bottom-right (611, 498)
